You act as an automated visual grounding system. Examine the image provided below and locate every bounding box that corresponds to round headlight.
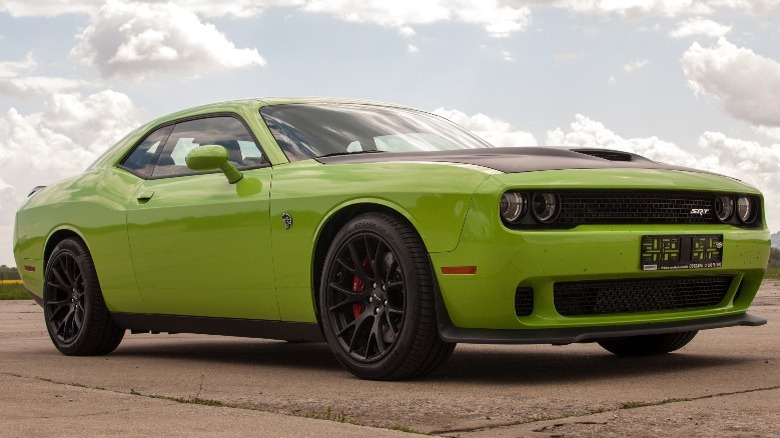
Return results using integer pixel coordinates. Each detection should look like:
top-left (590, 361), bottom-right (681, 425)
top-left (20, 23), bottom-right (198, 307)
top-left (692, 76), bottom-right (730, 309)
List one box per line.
top-left (531, 192), bottom-right (559, 223)
top-left (736, 196), bottom-right (756, 224)
top-left (500, 192), bottom-right (527, 223)
top-left (714, 196), bottom-right (734, 222)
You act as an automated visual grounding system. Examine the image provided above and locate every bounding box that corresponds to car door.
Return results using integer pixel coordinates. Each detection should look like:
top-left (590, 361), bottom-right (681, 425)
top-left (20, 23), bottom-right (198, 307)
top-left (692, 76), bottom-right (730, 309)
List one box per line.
top-left (122, 115), bottom-right (278, 320)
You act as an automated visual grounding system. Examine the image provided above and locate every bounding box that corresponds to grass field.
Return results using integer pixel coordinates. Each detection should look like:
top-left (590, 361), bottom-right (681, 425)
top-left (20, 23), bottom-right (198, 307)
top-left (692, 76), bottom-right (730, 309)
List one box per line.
top-left (766, 268), bottom-right (780, 279)
top-left (0, 281), bottom-right (29, 300)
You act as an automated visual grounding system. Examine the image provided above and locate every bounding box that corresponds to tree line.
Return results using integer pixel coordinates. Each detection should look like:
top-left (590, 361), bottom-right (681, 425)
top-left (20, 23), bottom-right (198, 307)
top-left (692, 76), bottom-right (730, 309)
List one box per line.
top-left (770, 247), bottom-right (780, 269)
top-left (0, 265), bottom-right (22, 281)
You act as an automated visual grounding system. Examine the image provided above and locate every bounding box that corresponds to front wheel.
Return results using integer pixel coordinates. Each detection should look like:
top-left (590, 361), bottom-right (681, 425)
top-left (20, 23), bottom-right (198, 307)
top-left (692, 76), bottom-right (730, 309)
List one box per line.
top-left (319, 213), bottom-right (454, 380)
top-left (598, 331), bottom-right (698, 356)
top-left (43, 238), bottom-right (125, 355)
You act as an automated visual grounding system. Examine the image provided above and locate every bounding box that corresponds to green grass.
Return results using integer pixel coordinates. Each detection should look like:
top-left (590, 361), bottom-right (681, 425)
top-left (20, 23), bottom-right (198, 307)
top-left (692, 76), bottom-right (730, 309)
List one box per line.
top-left (765, 268), bottom-right (780, 278)
top-left (620, 401), bottom-right (651, 409)
top-left (0, 283), bottom-right (29, 300)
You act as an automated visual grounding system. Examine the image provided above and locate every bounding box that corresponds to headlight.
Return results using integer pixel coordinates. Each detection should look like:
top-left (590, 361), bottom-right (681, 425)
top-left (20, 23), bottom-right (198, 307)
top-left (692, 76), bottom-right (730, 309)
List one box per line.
top-left (736, 196), bottom-right (756, 224)
top-left (500, 192), bottom-right (527, 223)
top-left (531, 192), bottom-right (559, 223)
top-left (714, 196), bottom-right (734, 222)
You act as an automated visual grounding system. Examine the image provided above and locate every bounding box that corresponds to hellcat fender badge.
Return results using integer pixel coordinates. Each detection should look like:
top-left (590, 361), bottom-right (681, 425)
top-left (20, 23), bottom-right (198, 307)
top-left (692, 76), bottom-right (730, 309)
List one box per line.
top-left (282, 213), bottom-right (293, 229)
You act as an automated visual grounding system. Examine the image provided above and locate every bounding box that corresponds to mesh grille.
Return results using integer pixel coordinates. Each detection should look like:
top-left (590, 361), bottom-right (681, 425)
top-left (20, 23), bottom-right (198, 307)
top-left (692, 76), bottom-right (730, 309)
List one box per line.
top-left (554, 276), bottom-right (732, 316)
top-left (515, 286), bottom-right (534, 316)
top-left (555, 191), bottom-right (715, 225)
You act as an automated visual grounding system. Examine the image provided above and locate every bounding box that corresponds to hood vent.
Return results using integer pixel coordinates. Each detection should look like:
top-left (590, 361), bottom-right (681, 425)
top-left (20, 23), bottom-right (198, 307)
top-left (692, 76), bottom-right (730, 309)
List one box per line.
top-left (573, 149), bottom-right (633, 162)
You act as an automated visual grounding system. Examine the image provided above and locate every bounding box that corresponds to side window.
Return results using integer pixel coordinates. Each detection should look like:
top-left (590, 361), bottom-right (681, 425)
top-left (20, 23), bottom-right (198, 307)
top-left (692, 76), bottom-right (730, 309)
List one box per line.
top-left (151, 116), bottom-right (266, 178)
top-left (120, 125), bottom-right (174, 178)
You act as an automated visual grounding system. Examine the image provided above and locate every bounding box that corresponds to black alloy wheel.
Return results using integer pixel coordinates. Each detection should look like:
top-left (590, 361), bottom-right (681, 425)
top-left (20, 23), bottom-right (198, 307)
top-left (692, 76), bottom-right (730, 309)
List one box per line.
top-left (325, 231), bottom-right (405, 363)
top-left (320, 213), bottom-right (455, 380)
top-left (45, 249), bottom-right (86, 344)
top-left (43, 238), bottom-right (125, 355)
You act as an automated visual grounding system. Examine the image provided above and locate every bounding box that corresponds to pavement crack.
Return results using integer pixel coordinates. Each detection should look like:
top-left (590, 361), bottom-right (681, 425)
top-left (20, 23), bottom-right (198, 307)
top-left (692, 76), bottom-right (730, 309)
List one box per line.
top-left (533, 421), bottom-right (609, 433)
top-left (1, 371), bottom-right (426, 435)
top-left (431, 385), bottom-right (780, 436)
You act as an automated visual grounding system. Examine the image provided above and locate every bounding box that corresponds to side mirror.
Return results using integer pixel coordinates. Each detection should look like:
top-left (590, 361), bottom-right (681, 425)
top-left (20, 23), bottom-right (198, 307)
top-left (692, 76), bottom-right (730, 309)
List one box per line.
top-left (185, 145), bottom-right (243, 184)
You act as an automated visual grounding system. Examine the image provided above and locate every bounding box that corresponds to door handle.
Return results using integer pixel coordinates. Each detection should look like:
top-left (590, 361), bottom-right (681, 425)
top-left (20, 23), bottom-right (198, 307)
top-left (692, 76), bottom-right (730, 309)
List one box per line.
top-left (136, 191), bottom-right (154, 202)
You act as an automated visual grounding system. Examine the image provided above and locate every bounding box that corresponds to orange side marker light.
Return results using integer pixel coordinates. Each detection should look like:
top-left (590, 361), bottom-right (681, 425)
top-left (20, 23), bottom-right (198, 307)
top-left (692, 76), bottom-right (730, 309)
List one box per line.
top-left (441, 266), bottom-right (478, 275)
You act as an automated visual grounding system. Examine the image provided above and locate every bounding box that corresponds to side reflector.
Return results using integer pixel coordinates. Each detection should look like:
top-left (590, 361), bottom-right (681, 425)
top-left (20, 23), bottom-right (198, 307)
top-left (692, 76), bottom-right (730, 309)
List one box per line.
top-left (441, 266), bottom-right (477, 275)
top-left (24, 265), bottom-right (35, 272)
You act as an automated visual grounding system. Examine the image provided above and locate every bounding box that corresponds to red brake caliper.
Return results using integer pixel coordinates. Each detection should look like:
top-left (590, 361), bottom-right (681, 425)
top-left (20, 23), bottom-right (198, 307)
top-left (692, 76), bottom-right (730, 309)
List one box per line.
top-left (351, 257), bottom-right (371, 318)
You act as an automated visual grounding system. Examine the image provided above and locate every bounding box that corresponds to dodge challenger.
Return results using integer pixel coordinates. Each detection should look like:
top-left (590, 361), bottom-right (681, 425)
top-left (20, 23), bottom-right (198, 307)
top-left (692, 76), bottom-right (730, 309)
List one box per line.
top-left (13, 98), bottom-right (770, 380)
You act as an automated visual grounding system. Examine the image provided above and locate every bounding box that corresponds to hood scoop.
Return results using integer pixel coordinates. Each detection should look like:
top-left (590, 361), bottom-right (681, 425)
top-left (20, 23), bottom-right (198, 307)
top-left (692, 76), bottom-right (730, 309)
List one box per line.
top-left (572, 149), bottom-right (634, 162)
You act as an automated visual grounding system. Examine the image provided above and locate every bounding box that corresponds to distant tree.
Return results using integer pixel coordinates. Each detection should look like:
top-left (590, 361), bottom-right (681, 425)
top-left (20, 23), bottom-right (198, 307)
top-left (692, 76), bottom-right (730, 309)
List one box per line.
top-left (769, 247), bottom-right (780, 269)
top-left (0, 265), bottom-right (21, 281)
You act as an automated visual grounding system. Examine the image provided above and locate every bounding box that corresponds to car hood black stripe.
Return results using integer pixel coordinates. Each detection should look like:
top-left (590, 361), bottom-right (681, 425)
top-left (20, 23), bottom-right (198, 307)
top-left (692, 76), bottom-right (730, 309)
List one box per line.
top-left (315, 147), bottom-right (705, 174)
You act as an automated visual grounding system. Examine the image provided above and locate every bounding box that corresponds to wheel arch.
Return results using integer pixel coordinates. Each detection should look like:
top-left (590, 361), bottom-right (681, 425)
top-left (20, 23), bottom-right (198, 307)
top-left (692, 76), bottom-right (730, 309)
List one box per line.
top-left (310, 201), bottom-right (427, 321)
top-left (43, 227), bottom-right (90, 268)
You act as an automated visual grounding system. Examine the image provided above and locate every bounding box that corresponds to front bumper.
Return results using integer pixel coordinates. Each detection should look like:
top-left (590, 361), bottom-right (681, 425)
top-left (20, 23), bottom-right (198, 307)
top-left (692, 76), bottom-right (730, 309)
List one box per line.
top-left (429, 179), bottom-right (770, 337)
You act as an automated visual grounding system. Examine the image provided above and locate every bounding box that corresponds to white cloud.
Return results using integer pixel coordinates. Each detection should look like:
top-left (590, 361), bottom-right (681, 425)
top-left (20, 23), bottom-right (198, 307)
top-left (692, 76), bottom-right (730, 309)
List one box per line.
top-left (398, 26), bottom-right (416, 37)
top-left (682, 37), bottom-right (780, 128)
top-left (0, 179), bottom-right (20, 265)
top-left (2, 0), bottom-right (779, 38)
top-left (545, 114), bottom-right (697, 165)
top-left (0, 179), bottom-right (19, 227)
top-left (0, 89), bottom-right (145, 264)
top-left (301, 0), bottom-right (532, 37)
top-left (71, 0), bottom-right (267, 80)
top-left (0, 53), bottom-right (37, 78)
top-left (0, 0), bottom-right (100, 17)
top-left (546, 114), bottom-right (780, 231)
top-left (697, 131), bottom-right (780, 231)
top-left (407, 44), bottom-right (420, 53)
top-left (514, 0), bottom-right (780, 21)
top-left (433, 108), bottom-right (538, 147)
top-left (501, 50), bottom-right (515, 61)
top-left (0, 90), bottom-right (145, 240)
top-left (0, 0), bottom-right (302, 18)
top-left (624, 59), bottom-right (650, 72)
top-left (669, 17), bottom-right (731, 38)
top-left (0, 88), bottom-right (148, 265)
top-left (0, 54), bottom-right (85, 97)
top-left (712, 0), bottom-right (780, 14)
top-left (174, 0), bottom-right (303, 18)
top-left (541, 0), bottom-right (713, 18)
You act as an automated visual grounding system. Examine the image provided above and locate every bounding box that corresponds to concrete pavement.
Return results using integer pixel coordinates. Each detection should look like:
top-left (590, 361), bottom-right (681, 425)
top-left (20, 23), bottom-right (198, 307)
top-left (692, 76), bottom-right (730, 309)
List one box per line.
top-left (1, 278), bottom-right (778, 437)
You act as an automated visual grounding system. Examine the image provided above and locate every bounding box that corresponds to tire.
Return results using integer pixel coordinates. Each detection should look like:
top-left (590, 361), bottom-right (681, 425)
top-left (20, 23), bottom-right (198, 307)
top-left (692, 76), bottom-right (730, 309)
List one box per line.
top-left (598, 331), bottom-right (698, 356)
top-left (319, 212), bottom-right (455, 380)
top-left (43, 238), bottom-right (125, 355)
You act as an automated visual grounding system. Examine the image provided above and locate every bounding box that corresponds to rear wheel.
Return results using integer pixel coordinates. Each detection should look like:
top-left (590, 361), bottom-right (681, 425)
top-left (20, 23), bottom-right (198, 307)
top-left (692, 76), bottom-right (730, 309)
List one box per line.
top-left (598, 331), bottom-right (698, 356)
top-left (319, 213), bottom-right (454, 380)
top-left (43, 238), bottom-right (124, 355)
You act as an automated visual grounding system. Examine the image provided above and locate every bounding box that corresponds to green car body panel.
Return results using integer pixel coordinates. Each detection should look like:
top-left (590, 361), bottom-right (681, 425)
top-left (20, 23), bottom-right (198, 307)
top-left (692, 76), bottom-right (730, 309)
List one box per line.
top-left (434, 168), bottom-right (768, 330)
top-left (14, 98), bottom-right (770, 352)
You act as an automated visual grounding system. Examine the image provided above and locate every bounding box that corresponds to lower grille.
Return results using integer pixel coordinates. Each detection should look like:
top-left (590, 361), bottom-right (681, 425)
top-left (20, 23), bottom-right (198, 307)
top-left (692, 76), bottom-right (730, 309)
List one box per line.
top-left (515, 286), bottom-right (534, 316)
top-left (554, 276), bottom-right (732, 316)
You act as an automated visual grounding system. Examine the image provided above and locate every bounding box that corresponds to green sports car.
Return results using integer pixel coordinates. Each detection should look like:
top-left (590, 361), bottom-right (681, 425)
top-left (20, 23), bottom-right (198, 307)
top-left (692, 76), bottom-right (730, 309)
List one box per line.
top-left (13, 98), bottom-right (770, 380)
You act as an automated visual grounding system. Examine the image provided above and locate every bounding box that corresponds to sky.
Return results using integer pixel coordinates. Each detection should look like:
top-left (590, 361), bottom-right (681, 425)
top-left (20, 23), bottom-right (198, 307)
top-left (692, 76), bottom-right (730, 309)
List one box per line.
top-left (1, 0), bottom-right (779, 266)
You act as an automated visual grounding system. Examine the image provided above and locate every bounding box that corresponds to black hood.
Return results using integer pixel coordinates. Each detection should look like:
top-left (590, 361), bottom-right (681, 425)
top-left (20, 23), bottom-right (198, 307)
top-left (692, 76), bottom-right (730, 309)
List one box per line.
top-left (315, 147), bottom-right (702, 174)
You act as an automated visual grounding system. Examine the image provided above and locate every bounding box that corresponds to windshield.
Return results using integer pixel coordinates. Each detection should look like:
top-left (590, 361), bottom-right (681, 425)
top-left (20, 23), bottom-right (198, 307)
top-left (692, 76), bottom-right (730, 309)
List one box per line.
top-left (260, 104), bottom-right (495, 161)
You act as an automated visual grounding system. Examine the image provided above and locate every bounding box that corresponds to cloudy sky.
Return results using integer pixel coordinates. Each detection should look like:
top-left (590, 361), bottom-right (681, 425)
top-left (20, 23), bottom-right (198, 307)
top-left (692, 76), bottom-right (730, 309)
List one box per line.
top-left (1, 0), bottom-right (779, 266)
